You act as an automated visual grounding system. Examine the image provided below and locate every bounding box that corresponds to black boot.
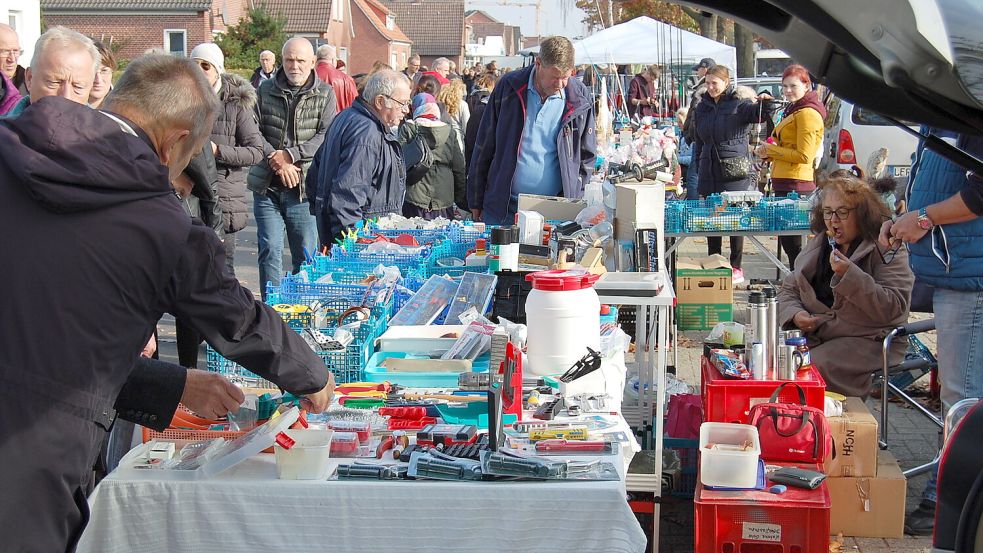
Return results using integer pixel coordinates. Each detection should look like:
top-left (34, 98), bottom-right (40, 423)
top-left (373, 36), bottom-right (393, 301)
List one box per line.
top-left (904, 500), bottom-right (936, 536)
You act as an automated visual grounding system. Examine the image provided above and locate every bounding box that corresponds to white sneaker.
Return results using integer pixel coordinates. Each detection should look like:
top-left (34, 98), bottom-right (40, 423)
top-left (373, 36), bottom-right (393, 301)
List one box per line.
top-left (732, 268), bottom-right (745, 286)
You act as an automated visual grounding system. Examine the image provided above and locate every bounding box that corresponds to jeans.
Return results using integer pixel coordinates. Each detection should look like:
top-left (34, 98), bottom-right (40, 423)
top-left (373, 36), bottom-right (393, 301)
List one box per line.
top-left (254, 188), bottom-right (318, 298)
top-left (922, 287), bottom-right (983, 503)
top-left (683, 164), bottom-right (698, 200)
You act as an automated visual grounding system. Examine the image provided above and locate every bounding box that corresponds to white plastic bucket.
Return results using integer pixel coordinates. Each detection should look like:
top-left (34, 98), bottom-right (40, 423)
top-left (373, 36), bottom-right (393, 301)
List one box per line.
top-left (524, 270), bottom-right (601, 376)
top-left (274, 429), bottom-right (334, 480)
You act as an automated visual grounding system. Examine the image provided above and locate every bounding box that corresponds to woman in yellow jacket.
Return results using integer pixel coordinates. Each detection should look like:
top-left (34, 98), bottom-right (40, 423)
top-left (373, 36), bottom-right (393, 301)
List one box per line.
top-left (757, 64), bottom-right (827, 269)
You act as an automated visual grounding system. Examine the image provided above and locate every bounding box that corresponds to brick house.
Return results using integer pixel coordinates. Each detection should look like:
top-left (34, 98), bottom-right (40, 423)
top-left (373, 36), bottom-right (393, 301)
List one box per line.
top-left (42, 0), bottom-right (216, 60)
top-left (260, 0), bottom-right (352, 64)
top-left (465, 9), bottom-right (520, 56)
top-left (379, 0), bottom-right (464, 70)
top-left (348, 0), bottom-right (411, 75)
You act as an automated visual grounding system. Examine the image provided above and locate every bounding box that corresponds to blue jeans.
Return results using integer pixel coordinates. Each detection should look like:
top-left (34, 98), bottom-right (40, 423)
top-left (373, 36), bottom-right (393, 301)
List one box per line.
top-left (253, 188), bottom-right (318, 298)
top-left (922, 287), bottom-right (983, 503)
top-left (683, 164), bottom-right (698, 200)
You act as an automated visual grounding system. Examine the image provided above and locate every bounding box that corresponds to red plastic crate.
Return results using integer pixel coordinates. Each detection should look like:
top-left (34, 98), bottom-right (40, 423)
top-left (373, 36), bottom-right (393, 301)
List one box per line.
top-left (701, 356), bottom-right (826, 424)
top-left (695, 463), bottom-right (831, 553)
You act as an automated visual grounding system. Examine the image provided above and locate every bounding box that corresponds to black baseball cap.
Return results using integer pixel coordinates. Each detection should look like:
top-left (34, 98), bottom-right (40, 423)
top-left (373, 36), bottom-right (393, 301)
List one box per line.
top-left (692, 58), bottom-right (716, 70)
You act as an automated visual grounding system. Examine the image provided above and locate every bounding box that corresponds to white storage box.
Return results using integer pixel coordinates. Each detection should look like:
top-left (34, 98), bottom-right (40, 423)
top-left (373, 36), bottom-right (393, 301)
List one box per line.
top-left (274, 429), bottom-right (334, 480)
top-left (699, 422), bottom-right (760, 488)
top-left (377, 325), bottom-right (467, 354)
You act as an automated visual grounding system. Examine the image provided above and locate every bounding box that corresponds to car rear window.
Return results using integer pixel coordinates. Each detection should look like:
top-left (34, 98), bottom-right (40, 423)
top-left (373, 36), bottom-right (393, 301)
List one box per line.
top-left (852, 106), bottom-right (916, 126)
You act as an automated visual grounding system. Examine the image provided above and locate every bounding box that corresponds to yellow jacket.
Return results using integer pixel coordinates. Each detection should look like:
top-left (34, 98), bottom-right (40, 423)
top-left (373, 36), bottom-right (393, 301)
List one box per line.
top-left (764, 106), bottom-right (825, 181)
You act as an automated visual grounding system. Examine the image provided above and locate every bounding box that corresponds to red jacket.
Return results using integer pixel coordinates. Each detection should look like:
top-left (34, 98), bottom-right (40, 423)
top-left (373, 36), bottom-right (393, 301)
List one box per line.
top-left (316, 61), bottom-right (358, 112)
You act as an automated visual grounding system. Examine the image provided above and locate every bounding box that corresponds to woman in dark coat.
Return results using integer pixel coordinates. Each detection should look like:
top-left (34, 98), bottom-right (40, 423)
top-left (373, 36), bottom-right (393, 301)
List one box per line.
top-left (209, 72), bottom-right (265, 274)
top-left (692, 64), bottom-right (777, 284)
top-left (464, 73), bottom-right (497, 176)
top-left (627, 64), bottom-right (660, 119)
top-left (398, 95), bottom-right (466, 219)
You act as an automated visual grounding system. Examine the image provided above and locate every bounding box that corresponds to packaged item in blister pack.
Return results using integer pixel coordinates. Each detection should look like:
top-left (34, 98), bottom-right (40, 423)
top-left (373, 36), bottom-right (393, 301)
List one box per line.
top-left (440, 320), bottom-right (495, 360)
top-left (407, 449), bottom-right (485, 481)
top-left (335, 462), bottom-right (407, 480)
top-left (479, 449), bottom-right (620, 481)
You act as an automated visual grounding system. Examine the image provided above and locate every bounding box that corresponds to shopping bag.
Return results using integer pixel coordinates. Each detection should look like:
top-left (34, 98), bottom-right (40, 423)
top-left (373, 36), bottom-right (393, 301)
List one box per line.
top-left (748, 382), bottom-right (833, 464)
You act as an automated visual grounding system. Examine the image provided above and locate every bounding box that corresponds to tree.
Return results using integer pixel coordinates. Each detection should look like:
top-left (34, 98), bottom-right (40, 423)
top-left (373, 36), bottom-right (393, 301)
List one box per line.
top-left (215, 6), bottom-right (288, 70)
top-left (734, 24), bottom-right (754, 77)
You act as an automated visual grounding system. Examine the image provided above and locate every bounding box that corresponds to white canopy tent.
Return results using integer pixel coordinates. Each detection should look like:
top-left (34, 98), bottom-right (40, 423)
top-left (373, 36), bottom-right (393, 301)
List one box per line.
top-left (573, 17), bottom-right (737, 71)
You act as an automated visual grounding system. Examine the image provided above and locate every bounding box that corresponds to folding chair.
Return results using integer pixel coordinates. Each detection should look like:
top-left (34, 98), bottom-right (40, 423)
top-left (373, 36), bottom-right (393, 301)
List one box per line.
top-left (876, 318), bottom-right (943, 478)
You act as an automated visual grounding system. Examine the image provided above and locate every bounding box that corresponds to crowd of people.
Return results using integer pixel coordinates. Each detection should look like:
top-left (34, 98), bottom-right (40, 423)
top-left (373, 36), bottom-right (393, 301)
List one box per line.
top-left (1, 20), bottom-right (982, 549)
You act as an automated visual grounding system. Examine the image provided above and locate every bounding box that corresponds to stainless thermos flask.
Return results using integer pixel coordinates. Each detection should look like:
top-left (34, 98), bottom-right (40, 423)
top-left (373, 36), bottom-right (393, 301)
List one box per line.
top-left (762, 287), bottom-right (778, 379)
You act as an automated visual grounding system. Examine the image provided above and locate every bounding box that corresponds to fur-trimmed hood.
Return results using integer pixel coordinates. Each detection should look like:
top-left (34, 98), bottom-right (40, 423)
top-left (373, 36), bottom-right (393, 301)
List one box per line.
top-left (220, 73), bottom-right (257, 110)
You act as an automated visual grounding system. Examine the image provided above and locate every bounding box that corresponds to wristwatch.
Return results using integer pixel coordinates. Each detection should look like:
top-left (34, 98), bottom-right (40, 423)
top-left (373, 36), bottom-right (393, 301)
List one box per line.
top-left (917, 207), bottom-right (935, 230)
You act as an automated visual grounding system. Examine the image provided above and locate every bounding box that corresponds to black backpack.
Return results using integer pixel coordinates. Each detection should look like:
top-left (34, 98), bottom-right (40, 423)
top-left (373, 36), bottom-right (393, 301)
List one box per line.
top-left (401, 122), bottom-right (434, 186)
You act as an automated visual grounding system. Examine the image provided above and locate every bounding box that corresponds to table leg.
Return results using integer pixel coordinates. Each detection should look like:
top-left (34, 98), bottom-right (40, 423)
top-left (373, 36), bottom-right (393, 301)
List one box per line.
top-left (746, 235), bottom-right (792, 277)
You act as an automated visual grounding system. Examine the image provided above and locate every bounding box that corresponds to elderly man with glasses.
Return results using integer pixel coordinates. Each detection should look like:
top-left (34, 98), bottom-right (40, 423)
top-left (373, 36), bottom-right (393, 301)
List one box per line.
top-left (306, 69), bottom-right (410, 247)
top-left (0, 23), bottom-right (27, 108)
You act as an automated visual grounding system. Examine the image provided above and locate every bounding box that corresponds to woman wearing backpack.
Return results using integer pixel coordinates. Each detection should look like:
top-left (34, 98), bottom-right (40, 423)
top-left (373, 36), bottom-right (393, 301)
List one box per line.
top-left (757, 64), bottom-right (827, 269)
top-left (398, 94), bottom-right (466, 219)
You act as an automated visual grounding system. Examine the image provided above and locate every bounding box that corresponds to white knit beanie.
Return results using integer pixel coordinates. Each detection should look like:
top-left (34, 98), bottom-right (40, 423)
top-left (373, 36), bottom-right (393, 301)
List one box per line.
top-left (190, 42), bottom-right (225, 74)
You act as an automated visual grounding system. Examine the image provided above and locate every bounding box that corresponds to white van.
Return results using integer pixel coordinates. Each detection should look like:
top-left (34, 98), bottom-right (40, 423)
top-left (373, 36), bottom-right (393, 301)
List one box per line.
top-left (817, 93), bottom-right (918, 179)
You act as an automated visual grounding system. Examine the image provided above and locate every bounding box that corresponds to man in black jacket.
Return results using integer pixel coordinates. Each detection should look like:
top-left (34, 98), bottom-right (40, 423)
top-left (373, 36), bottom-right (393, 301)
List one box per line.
top-left (0, 54), bottom-right (334, 552)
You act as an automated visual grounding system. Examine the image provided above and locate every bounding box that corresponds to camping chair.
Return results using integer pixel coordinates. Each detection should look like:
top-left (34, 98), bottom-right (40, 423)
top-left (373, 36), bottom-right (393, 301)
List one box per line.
top-left (875, 318), bottom-right (943, 478)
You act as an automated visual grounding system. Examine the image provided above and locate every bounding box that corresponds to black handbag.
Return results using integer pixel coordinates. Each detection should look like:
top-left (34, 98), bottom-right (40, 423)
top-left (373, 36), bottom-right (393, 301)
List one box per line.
top-left (719, 154), bottom-right (751, 181)
top-left (401, 125), bottom-right (434, 186)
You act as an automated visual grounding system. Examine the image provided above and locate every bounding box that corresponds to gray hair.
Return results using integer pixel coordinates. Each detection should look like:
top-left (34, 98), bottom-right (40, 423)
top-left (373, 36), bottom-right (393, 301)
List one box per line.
top-left (32, 27), bottom-right (100, 76)
top-left (361, 69), bottom-right (410, 104)
top-left (432, 57), bottom-right (450, 71)
top-left (316, 44), bottom-right (336, 61)
top-left (409, 53), bottom-right (420, 62)
top-left (103, 54), bottom-right (220, 148)
top-left (259, 50), bottom-right (275, 59)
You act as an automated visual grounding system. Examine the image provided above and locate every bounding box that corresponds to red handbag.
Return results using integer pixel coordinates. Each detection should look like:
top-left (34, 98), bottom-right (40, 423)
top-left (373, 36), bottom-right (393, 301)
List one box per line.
top-left (748, 383), bottom-right (833, 464)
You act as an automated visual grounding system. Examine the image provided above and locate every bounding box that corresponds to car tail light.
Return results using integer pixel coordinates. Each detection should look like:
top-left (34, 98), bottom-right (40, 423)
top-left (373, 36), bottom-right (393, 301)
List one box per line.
top-left (837, 129), bottom-right (856, 164)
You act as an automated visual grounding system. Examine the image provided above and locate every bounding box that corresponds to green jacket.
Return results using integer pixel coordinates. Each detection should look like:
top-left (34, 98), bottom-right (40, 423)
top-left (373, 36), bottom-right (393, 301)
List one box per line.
top-left (247, 69), bottom-right (336, 196)
top-left (399, 120), bottom-right (466, 210)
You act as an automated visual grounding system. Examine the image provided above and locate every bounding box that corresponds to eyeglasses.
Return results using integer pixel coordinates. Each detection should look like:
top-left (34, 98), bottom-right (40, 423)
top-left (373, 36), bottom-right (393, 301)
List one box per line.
top-left (197, 60), bottom-right (213, 71)
top-left (822, 207), bottom-right (855, 221)
top-left (385, 95), bottom-right (410, 110)
top-left (0, 48), bottom-right (23, 58)
top-left (877, 239), bottom-right (904, 265)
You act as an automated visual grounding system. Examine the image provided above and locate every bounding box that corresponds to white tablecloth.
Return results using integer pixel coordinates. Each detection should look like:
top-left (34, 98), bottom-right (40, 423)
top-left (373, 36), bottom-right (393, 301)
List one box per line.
top-left (79, 437), bottom-right (646, 553)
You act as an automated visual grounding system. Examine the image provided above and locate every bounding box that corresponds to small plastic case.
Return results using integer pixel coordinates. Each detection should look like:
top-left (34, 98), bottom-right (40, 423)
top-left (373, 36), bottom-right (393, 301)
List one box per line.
top-left (329, 432), bottom-right (360, 457)
top-left (327, 420), bottom-right (371, 443)
top-left (416, 424), bottom-right (478, 446)
top-left (534, 439), bottom-right (616, 455)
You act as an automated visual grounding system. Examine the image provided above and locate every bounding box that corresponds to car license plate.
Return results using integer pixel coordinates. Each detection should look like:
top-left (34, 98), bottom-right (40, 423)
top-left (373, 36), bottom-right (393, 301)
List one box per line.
top-left (890, 165), bottom-right (910, 178)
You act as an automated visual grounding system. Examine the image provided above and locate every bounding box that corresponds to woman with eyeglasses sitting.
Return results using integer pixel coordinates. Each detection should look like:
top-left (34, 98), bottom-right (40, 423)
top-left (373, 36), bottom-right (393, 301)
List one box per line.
top-left (778, 172), bottom-right (914, 397)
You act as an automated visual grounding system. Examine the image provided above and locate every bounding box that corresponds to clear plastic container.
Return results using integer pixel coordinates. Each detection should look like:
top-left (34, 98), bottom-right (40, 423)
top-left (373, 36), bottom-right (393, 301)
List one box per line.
top-left (326, 420), bottom-right (371, 443)
top-left (273, 429), bottom-right (334, 480)
top-left (329, 432), bottom-right (359, 457)
top-left (699, 422), bottom-right (760, 488)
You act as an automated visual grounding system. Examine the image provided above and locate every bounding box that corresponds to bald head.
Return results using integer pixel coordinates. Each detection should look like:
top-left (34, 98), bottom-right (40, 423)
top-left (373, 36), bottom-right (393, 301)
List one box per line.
top-left (0, 23), bottom-right (22, 80)
top-left (281, 37), bottom-right (315, 86)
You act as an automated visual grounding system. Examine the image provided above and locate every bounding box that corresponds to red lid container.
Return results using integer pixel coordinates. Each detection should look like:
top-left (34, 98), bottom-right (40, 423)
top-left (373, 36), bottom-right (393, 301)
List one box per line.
top-left (525, 270), bottom-right (599, 291)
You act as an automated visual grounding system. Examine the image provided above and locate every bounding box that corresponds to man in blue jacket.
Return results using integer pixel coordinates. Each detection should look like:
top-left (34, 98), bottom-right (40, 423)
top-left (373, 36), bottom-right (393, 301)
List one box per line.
top-left (879, 128), bottom-right (983, 536)
top-left (467, 36), bottom-right (596, 226)
top-left (307, 69), bottom-right (410, 246)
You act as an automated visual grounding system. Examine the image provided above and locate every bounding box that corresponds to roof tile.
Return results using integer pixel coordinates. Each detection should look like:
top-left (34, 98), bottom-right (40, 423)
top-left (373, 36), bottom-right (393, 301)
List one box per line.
top-left (262, 0), bottom-right (332, 34)
top-left (380, 0), bottom-right (463, 56)
top-left (42, 0), bottom-right (211, 10)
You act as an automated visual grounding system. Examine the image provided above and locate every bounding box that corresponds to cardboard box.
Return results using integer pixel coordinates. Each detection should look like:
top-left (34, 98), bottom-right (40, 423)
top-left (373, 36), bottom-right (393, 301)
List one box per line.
top-left (676, 255), bottom-right (733, 330)
top-left (828, 450), bottom-right (906, 538)
top-left (516, 194), bottom-right (586, 222)
top-left (827, 397), bottom-right (879, 477)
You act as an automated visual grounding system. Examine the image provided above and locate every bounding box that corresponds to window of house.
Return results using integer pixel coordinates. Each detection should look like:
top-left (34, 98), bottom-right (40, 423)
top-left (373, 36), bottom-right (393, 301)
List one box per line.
top-left (391, 52), bottom-right (397, 68)
top-left (164, 30), bottom-right (186, 56)
top-left (338, 47), bottom-right (348, 64)
top-left (386, 14), bottom-right (395, 30)
top-left (8, 11), bottom-right (21, 31)
top-left (331, 0), bottom-right (344, 21)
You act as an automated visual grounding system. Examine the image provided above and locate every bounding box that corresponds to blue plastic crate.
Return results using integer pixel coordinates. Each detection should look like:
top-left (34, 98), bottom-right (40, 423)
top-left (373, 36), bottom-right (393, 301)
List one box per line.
top-left (449, 224), bottom-right (490, 244)
top-left (329, 247), bottom-right (431, 276)
top-left (684, 205), bottom-right (769, 232)
top-left (205, 317), bottom-right (381, 385)
top-left (663, 436), bottom-right (699, 498)
top-left (769, 202), bottom-right (811, 230)
top-left (274, 278), bottom-right (395, 323)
